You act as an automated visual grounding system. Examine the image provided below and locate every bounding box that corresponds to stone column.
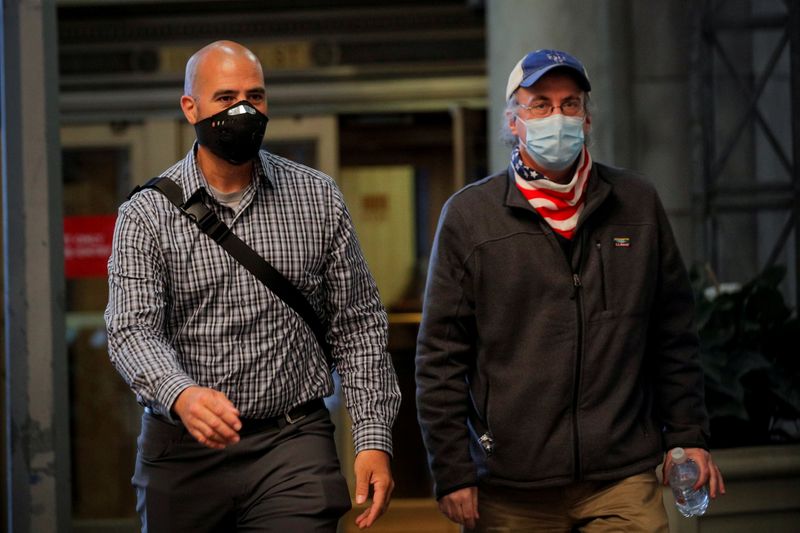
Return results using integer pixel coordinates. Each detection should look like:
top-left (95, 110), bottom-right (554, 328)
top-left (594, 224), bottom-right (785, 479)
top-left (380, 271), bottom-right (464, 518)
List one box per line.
top-left (1, 0), bottom-right (71, 531)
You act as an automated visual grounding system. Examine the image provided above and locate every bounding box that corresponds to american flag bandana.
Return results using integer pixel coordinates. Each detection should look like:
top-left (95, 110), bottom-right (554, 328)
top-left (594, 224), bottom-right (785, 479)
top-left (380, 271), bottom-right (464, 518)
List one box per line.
top-left (512, 145), bottom-right (592, 240)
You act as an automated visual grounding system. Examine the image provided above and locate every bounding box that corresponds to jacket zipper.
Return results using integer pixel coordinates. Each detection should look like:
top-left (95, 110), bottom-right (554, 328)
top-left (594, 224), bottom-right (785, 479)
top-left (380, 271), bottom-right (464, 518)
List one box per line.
top-left (571, 271), bottom-right (583, 480)
top-left (544, 223), bottom-right (587, 482)
top-left (596, 241), bottom-right (608, 311)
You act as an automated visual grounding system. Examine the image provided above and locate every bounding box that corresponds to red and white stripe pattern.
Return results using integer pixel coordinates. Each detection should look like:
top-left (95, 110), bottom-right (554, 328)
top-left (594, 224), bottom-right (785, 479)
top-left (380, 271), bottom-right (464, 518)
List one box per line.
top-left (513, 146), bottom-right (592, 240)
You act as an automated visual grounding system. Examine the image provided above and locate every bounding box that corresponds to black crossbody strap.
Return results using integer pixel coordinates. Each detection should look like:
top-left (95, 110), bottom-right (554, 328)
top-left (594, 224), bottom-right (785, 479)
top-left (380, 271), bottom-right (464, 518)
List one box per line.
top-left (129, 177), bottom-right (332, 367)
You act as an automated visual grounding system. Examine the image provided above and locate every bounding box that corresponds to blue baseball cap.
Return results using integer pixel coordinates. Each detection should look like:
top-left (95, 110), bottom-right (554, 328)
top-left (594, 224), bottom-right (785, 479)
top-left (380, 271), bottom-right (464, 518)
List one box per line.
top-left (505, 49), bottom-right (591, 100)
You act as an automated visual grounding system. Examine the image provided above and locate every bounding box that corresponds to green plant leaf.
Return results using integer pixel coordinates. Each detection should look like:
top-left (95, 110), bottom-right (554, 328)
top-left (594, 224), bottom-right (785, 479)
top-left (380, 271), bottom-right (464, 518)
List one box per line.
top-left (765, 367), bottom-right (800, 415)
top-left (691, 262), bottom-right (799, 445)
top-left (704, 381), bottom-right (748, 420)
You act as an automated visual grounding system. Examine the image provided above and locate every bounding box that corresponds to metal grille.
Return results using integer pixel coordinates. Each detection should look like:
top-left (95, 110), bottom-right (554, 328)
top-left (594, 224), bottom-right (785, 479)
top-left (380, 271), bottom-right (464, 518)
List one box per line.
top-left (691, 0), bottom-right (800, 305)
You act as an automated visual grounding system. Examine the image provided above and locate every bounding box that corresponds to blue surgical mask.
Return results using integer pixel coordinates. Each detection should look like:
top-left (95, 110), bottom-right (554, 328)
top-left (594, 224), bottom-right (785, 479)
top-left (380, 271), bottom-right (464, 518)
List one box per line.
top-left (518, 113), bottom-right (585, 171)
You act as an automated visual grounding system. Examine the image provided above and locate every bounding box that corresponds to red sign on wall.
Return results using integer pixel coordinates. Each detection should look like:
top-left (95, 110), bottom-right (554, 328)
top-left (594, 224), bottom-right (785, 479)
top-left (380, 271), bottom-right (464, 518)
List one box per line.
top-left (64, 215), bottom-right (117, 278)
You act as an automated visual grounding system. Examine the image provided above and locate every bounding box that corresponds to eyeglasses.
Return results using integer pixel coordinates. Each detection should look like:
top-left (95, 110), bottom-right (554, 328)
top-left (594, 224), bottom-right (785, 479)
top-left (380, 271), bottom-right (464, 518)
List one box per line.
top-left (517, 99), bottom-right (584, 118)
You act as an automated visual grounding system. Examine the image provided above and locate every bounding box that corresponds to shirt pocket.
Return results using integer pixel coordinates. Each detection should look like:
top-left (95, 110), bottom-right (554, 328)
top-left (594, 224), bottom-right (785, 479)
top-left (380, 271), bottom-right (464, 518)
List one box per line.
top-left (166, 224), bottom-right (234, 305)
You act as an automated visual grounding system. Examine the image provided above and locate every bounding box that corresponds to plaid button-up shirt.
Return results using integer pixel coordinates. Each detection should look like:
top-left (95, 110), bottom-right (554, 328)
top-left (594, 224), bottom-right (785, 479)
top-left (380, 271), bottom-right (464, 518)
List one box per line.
top-left (105, 146), bottom-right (400, 454)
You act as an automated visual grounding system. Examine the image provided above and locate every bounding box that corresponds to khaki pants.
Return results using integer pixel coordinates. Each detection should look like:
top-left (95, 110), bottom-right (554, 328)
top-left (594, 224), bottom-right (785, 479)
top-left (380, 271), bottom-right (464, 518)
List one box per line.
top-left (468, 471), bottom-right (668, 533)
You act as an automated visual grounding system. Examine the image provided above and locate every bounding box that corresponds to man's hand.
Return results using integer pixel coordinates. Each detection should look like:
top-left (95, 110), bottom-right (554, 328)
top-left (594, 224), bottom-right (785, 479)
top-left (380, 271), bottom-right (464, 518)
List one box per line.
top-left (663, 447), bottom-right (726, 498)
top-left (353, 449), bottom-right (394, 529)
top-left (438, 486), bottom-right (479, 529)
top-left (172, 386), bottom-right (241, 449)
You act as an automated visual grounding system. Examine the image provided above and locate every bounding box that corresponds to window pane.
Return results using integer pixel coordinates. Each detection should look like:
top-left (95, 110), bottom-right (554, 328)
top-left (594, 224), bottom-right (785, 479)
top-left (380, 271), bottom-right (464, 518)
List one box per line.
top-left (63, 147), bottom-right (139, 523)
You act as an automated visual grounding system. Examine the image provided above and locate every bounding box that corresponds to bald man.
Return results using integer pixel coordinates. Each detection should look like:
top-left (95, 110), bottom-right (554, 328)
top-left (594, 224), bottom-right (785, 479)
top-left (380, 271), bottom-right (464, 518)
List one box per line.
top-left (106, 41), bottom-right (401, 532)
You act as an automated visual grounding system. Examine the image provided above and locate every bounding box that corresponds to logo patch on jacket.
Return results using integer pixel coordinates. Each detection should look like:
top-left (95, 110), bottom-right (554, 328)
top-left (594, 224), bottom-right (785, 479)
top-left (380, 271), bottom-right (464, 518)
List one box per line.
top-left (613, 237), bottom-right (630, 248)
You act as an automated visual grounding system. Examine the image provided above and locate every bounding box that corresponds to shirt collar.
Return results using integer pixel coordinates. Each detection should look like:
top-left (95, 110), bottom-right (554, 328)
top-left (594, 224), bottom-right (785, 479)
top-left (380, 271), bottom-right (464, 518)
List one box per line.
top-left (255, 148), bottom-right (277, 189)
top-left (177, 142), bottom-right (274, 204)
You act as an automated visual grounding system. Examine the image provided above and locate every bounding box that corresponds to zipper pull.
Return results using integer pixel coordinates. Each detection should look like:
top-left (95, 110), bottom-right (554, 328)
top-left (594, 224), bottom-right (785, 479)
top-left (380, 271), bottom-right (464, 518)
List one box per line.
top-left (571, 273), bottom-right (582, 299)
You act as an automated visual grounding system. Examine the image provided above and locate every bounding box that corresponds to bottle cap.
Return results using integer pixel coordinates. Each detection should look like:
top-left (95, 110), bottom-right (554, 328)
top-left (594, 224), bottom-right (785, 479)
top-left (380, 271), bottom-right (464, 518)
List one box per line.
top-left (670, 447), bottom-right (687, 464)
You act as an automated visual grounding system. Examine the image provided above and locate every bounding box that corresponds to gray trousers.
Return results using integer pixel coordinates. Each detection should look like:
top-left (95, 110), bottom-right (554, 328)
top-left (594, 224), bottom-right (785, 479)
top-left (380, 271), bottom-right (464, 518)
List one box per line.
top-left (133, 404), bottom-right (351, 532)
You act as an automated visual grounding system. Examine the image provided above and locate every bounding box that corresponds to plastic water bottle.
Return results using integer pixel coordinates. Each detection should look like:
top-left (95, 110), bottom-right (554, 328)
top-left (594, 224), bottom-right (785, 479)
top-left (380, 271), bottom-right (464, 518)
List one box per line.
top-left (668, 448), bottom-right (709, 517)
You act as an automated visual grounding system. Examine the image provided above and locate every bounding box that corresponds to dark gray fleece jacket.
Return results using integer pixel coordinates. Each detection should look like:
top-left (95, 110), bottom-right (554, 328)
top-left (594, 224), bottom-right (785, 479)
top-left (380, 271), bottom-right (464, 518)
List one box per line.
top-left (415, 163), bottom-right (709, 499)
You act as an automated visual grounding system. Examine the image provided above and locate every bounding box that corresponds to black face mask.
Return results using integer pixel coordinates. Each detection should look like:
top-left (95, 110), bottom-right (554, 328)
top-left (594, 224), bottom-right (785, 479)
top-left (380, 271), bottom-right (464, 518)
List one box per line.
top-left (194, 100), bottom-right (269, 165)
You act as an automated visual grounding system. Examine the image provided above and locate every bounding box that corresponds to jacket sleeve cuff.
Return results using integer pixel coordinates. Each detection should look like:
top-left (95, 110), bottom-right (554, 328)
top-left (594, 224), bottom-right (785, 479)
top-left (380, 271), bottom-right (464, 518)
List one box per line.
top-left (664, 428), bottom-right (709, 451)
top-left (436, 481), bottom-right (479, 500)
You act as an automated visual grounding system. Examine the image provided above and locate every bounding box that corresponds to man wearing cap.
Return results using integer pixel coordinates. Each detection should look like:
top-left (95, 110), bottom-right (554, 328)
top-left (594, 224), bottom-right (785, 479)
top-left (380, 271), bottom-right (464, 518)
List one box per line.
top-left (415, 49), bottom-right (725, 531)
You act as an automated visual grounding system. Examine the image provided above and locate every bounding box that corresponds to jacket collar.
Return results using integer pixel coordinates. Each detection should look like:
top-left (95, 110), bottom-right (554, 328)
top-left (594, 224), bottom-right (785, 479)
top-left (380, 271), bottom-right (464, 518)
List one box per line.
top-left (504, 164), bottom-right (534, 211)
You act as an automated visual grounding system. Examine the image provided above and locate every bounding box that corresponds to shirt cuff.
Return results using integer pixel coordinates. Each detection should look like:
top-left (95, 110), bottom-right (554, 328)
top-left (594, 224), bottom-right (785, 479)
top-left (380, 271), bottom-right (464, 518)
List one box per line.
top-left (353, 420), bottom-right (394, 457)
top-left (154, 371), bottom-right (197, 423)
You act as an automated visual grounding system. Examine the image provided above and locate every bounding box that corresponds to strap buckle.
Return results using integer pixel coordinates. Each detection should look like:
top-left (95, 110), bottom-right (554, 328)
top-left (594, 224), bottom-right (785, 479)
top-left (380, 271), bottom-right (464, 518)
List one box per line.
top-left (181, 195), bottom-right (230, 242)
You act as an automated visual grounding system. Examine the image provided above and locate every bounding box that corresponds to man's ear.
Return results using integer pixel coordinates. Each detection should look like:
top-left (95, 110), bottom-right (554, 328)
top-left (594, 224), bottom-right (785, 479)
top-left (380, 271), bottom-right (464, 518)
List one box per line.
top-left (508, 112), bottom-right (520, 137)
top-left (583, 113), bottom-right (592, 134)
top-left (180, 95), bottom-right (199, 124)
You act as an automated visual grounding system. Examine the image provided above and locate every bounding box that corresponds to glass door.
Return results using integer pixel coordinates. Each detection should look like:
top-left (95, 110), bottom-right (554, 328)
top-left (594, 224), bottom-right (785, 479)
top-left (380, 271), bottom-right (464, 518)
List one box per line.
top-left (61, 120), bottom-right (180, 532)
